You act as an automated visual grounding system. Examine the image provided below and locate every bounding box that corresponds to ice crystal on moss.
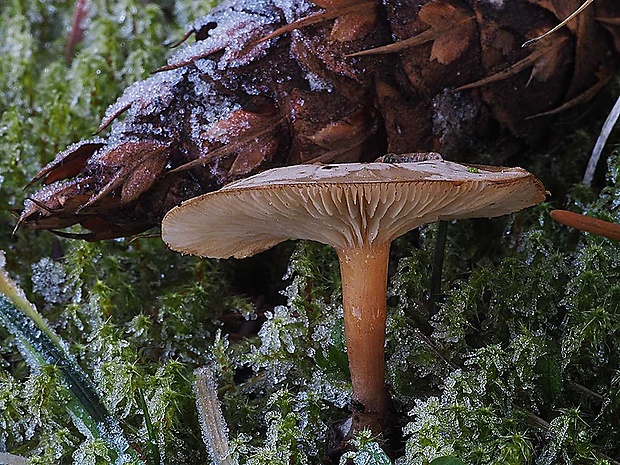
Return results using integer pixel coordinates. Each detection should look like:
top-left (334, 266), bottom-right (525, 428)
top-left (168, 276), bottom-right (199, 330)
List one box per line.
top-left (31, 257), bottom-right (76, 307)
top-left (233, 389), bottom-right (326, 464)
top-left (243, 304), bottom-right (307, 384)
top-left (340, 430), bottom-right (392, 465)
top-left (0, 6), bottom-right (34, 106)
top-left (398, 396), bottom-right (457, 464)
top-left (537, 409), bottom-right (596, 465)
top-left (0, 371), bottom-right (28, 444)
top-left (72, 438), bottom-right (114, 465)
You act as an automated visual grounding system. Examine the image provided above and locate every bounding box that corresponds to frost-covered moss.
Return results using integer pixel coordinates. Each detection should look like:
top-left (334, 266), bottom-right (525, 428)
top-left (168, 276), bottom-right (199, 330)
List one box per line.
top-left (1, 1), bottom-right (620, 464)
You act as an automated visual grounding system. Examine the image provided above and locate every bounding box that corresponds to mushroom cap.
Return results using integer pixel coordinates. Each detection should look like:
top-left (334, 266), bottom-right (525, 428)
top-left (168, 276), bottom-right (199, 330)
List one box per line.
top-left (162, 160), bottom-right (546, 258)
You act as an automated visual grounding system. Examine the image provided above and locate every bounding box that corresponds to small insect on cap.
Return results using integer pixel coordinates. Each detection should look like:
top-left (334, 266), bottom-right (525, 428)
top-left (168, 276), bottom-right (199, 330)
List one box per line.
top-left (161, 157), bottom-right (546, 258)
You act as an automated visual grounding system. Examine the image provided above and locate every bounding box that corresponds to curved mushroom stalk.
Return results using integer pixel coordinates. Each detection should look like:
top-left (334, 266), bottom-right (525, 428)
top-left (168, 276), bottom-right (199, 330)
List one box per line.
top-left (162, 157), bottom-right (547, 438)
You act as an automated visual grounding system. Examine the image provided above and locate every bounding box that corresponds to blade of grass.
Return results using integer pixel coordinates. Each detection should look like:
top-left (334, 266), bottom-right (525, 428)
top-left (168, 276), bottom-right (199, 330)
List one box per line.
top-left (137, 387), bottom-right (162, 465)
top-left (0, 251), bottom-right (144, 465)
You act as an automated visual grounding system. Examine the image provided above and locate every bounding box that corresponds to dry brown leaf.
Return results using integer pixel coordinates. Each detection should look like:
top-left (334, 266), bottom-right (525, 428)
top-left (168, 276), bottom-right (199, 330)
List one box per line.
top-left (420, 2), bottom-right (475, 64)
top-left (350, 0), bottom-right (474, 64)
top-left (528, 31), bottom-right (570, 83)
top-left (457, 35), bottom-right (568, 91)
top-left (331, 10), bottom-right (378, 42)
top-left (528, 65), bottom-right (614, 118)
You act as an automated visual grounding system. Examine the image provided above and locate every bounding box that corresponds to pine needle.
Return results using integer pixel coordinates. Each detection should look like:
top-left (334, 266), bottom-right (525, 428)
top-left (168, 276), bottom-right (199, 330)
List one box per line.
top-left (583, 94), bottom-right (620, 185)
top-left (522, 0), bottom-right (593, 47)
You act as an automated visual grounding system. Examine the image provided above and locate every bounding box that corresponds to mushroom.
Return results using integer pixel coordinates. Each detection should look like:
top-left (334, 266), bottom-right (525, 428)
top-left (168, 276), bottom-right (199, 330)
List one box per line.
top-left (161, 156), bottom-right (546, 435)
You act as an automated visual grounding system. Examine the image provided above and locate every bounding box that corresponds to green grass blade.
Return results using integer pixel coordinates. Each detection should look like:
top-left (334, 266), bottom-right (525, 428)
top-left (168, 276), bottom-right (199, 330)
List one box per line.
top-left (0, 252), bottom-right (144, 465)
top-left (137, 387), bottom-right (162, 465)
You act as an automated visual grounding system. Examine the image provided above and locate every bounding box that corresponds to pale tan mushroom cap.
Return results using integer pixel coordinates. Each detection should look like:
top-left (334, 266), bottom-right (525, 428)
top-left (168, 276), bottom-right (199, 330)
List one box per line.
top-left (162, 160), bottom-right (546, 258)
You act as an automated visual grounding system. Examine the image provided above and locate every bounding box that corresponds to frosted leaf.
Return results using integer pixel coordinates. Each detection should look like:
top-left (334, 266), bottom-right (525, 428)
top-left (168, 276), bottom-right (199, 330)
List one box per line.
top-left (311, 302), bottom-right (343, 348)
top-left (170, 0), bottom-right (281, 70)
top-left (400, 396), bottom-right (456, 465)
top-left (271, 0), bottom-right (313, 22)
top-left (102, 68), bottom-right (186, 129)
top-left (93, 361), bottom-right (135, 418)
top-left (193, 57), bottom-right (217, 76)
top-left (432, 90), bottom-right (478, 154)
top-left (480, 0), bottom-right (505, 7)
top-left (507, 334), bottom-right (544, 388)
top-left (281, 273), bottom-right (304, 300)
top-left (0, 374), bottom-right (28, 443)
top-left (186, 66), bottom-right (217, 102)
top-left (429, 284), bottom-right (468, 345)
top-left (243, 346), bottom-right (295, 386)
top-left (3, 302), bottom-right (82, 376)
top-left (311, 321), bottom-right (330, 345)
top-left (305, 72), bottom-right (333, 92)
top-left (188, 99), bottom-right (243, 148)
top-left (67, 405), bottom-right (136, 465)
top-left (339, 447), bottom-right (390, 464)
top-left (536, 413), bottom-right (574, 465)
top-left (67, 406), bottom-right (96, 441)
top-left (340, 430), bottom-right (392, 465)
top-left (97, 419), bottom-right (135, 463)
top-left (72, 438), bottom-right (113, 465)
top-left (241, 388), bottom-right (325, 462)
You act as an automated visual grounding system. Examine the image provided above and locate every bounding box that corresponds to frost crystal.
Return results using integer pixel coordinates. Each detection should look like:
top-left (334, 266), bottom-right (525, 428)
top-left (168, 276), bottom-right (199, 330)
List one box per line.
top-left (308, 371), bottom-right (351, 409)
top-left (72, 438), bottom-right (113, 465)
top-left (31, 257), bottom-right (74, 306)
top-left (305, 72), bottom-right (333, 93)
top-left (172, 0), bottom-right (280, 70)
top-left (341, 430), bottom-right (392, 465)
top-left (480, 0), bottom-right (505, 7)
top-left (432, 90), bottom-right (478, 155)
top-left (272, 0), bottom-right (313, 22)
top-left (258, 305), bottom-right (306, 356)
top-left (104, 69), bottom-right (186, 129)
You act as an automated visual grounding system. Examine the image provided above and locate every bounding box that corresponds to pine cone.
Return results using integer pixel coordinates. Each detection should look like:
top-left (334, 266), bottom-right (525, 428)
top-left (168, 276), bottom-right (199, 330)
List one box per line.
top-left (18, 0), bottom-right (620, 240)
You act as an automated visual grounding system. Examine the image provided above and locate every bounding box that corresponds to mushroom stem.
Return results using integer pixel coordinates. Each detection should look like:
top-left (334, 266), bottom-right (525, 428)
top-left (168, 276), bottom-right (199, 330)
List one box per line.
top-left (337, 243), bottom-right (390, 433)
